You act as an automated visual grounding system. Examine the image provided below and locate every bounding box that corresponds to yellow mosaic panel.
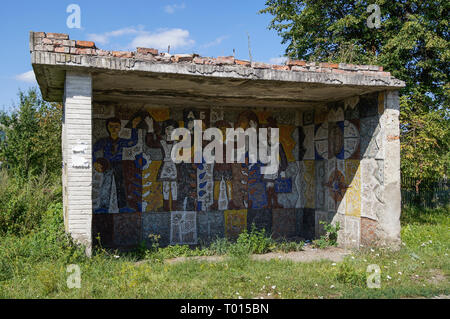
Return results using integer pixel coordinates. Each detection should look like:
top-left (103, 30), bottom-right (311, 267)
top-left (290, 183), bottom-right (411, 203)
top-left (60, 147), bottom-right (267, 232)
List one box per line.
top-left (214, 181), bottom-right (232, 200)
top-left (224, 210), bottom-right (247, 239)
top-left (256, 111), bottom-right (272, 125)
top-left (142, 182), bottom-right (163, 212)
top-left (145, 108), bottom-right (170, 122)
top-left (142, 161), bottom-right (162, 182)
top-left (303, 160), bottom-right (315, 209)
top-left (279, 125), bottom-right (296, 162)
top-left (314, 107), bottom-right (328, 124)
top-left (378, 92), bottom-right (385, 115)
top-left (345, 160), bottom-right (361, 217)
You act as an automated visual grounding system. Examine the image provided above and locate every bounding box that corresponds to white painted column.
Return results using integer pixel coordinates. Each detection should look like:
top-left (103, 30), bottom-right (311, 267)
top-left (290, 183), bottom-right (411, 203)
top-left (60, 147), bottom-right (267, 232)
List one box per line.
top-left (380, 90), bottom-right (401, 248)
top-left (63, 72), bottom-right (93, 255)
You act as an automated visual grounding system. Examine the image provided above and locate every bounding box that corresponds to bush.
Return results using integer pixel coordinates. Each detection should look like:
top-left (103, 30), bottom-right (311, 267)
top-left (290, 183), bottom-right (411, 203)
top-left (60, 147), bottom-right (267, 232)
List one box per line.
top-left (313, 221), bottom-right (341, 249)
top-left (0, 170), bottom-right (62, 236)
top-left (230, 225), bottom-right (274, 256)
top-left (335, 262), bottom-right (366, 287)
top-left (0, 88), bottom-right (62, 180)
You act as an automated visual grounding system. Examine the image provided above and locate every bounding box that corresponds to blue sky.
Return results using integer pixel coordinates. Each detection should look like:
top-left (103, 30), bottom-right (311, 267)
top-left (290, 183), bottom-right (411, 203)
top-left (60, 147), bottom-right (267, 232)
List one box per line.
top-left (0, 0), bottom-right (287, 110)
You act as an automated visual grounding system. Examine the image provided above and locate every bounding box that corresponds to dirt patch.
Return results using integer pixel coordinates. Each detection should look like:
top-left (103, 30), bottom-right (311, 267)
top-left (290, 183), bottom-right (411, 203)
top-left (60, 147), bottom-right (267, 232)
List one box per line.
top-left (427, 269), bottom-right (447, 285)
top-left (251, 246), bottom-right (350, 263)
top-left (165, 255), bottom-right (225, 264)
top-left (163, 246), bottom-right (350, 265)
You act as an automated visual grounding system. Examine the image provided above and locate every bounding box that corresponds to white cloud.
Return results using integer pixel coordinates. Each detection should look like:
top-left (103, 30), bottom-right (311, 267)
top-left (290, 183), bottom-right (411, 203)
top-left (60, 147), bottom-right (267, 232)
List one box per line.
top-left (164, 3), bottom-right (186, 14)
top-left (87, 26), bottom-right (194, 51)
top-left (131, 28), bottom-right (194, 50)
top-left (15, 70), bottom-right (36, 83)
top-left (87, 26), bottom-right (143, 45)
top-left (268, 57), bottom-right (288, 65)
top-left (201, 35), bottom-right (229, 49)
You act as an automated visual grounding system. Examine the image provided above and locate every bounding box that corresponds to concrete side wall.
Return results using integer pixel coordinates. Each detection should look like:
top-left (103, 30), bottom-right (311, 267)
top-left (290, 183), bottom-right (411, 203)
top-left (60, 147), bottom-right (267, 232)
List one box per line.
top-left (63, 72), bottom-right (93, 255)
top-left (380, 91), bottom-right (401, 247)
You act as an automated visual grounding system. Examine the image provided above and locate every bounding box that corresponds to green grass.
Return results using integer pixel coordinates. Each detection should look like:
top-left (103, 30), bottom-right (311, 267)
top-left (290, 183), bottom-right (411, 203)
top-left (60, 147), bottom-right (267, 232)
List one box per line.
top-left (0, 205), bottom-right (448, 299)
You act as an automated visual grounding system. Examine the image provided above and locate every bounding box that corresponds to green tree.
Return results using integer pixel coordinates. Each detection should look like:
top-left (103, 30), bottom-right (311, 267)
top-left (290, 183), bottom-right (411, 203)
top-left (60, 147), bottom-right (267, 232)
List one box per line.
top-left (260, 0), bottom-right (449, 179)
top-left (0, 88), bottom-right (62, 180)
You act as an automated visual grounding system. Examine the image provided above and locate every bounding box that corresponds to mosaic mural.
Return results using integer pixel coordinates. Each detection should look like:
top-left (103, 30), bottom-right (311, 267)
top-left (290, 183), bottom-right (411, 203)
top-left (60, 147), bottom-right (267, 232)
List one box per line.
top-left (92, 92), bottom-right (383, 248)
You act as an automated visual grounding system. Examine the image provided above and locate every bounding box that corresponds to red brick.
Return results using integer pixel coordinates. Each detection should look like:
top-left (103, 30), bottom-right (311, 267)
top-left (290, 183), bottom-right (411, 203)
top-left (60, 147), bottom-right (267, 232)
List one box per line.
top-left (63, 40), bottom-right (76, 47)
top-left (174, 54), bottom-right (194, 62)
top-left (287, 59), bottom-right (306, 67)
top-left (96, 49), bottom-right (110, 56)
top-left (360, 217), bottom-right (378, 246)
top-left (137, 47), bottom-right (158, 55)
top-left (46, 33), bottom-right (69, 40)
top-left (42, 38), bottom-right (53, 45)
top-left (379, 71), bottom-right (391, 77)
top-left (291, 66), bottom-right (308, 72)
top-left (272, 65), bottom-right (290, 71)
top-left (43, 45), bottom-right (54, 52)
top-left (75, 48), bottom-right (93, 55)
top-left (251, 62), bottom-right (270, 69)
top-left (387, 135), bottom-right (400, 141)
top-left (193, 57), bottom-right (207, 64)
top-left (235, 59), bottom-right (250, 67)
top-left (76, 40), bottom-right (96, 48)
top-left (33, 32), bottom-right (46, 38)
top-left (319, 62), bottom-right (338, 69)
top-left (215, 56), bottom-right (235, 65)
top-left (112, 51), bottom-right (133, 58)
top-left (378, 66), bottom-right (383, 71)
top-left (55, 46), bottom-right (69, 53)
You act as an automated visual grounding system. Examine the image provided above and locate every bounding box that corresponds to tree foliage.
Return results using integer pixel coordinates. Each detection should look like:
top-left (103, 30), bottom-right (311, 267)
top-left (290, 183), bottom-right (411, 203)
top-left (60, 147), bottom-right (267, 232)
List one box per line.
top-left (0, 88), bottom-right (62, 180)
top-left (260, 0), bottom-right (449, 179)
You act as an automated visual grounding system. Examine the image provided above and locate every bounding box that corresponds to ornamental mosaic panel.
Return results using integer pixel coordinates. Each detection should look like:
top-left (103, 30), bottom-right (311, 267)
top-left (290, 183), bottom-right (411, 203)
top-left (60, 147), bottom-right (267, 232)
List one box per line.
top-left (170, 211), bottom-right (197, 245)
top-left (345, 160), bottom-right (362, 217)
top-left (224, 210), bottom-right (247, 240)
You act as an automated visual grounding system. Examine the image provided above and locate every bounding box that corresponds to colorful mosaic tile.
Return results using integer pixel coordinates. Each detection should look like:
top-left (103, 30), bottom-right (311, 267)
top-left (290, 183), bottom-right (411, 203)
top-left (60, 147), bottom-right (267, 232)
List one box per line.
top-left (224, 210), bottom-right (247, 240)
top-left (170, 211), bottom-right (197, 245)
top-left (345, 160), bottom-right (361, 217)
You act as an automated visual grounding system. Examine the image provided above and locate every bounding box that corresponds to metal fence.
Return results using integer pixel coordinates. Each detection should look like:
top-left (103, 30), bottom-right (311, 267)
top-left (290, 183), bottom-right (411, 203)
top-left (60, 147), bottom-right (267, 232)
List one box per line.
top-left (401, 176), bottom-right (449, 208)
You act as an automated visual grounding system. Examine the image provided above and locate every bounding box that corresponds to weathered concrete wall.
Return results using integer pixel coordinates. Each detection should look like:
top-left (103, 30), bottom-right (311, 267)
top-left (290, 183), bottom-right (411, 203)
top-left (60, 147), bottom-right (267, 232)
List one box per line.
top-left (90, 91), bottom-right (401, 249)
top-left (63, 72), bottom-right (93, 255)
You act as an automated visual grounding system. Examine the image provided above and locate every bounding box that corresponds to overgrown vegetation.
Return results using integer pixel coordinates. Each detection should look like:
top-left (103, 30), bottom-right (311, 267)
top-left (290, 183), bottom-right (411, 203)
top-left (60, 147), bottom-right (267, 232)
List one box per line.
top-left (0, 88), bottom-right (62, 181)
top-left (138, 225), bottom-right (304, 263)
top-left (313, 221), bottom-right (341, 249)
top-left (0, 170), bottom-right (62, 235)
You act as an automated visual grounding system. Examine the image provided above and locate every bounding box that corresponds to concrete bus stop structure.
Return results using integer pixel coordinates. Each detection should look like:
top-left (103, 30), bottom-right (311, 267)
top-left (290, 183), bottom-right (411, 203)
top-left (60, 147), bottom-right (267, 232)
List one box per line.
top-left (30, 31), bottom-right (404, 254)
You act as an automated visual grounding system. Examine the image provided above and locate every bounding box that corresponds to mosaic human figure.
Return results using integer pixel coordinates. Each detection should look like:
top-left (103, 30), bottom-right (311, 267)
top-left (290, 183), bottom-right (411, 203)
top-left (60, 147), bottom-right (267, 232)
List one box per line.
top-left (211, 120), bottom-right (233, 210)
top-left (93, 116), bottom-right (140, 213)
top-left (229, 110), bottom-right (261, 209)
top-left (262, 117), bottom-right (288, 209)
top-left (157, 120), bottom-right (179, 211)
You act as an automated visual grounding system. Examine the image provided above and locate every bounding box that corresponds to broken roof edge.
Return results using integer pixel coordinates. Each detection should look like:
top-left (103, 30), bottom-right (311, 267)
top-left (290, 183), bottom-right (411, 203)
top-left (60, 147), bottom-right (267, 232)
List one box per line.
top-left (30, 31), bottom-right (405, 102)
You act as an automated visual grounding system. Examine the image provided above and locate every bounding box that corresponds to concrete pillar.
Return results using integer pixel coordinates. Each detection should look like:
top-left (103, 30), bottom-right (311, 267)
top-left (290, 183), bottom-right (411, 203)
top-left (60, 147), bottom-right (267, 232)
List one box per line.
top-left (379, 90), bottom-right (401, 248)
top-left (62, 72), bottom-right (93, 255)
